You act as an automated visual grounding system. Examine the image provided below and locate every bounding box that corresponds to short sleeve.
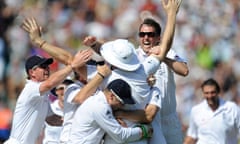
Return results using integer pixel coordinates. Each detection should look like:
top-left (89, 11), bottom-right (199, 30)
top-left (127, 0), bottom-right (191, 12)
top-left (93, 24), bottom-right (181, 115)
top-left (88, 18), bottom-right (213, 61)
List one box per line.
top-left (148, 87), bottom-right (162, 108)
top-left (65, 85), bottom-right (81, 104)
top-left (187, 108), bottom-right (198, 139)
top-left (166, 49), bottom-right (187, 63)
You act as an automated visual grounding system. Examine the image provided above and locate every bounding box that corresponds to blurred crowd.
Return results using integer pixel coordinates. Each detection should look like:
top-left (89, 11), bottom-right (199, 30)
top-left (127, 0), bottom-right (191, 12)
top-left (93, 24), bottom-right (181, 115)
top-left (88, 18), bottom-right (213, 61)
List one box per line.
top-left (0, 0), bottom-right (240, 141)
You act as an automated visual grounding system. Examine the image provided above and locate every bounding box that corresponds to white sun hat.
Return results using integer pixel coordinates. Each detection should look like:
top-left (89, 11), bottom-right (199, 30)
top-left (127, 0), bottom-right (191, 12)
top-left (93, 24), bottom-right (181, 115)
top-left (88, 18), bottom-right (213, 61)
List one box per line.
top-left (100, 39), bottom-right (140, 71)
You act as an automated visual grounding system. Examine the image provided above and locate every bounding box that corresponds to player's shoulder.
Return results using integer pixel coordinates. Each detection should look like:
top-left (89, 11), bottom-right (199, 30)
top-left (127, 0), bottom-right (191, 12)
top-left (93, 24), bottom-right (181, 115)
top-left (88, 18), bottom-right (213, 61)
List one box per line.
top-left (191, 101), bottom-right (206, 112)
top-left (223, 100), bottom-right (239, 110)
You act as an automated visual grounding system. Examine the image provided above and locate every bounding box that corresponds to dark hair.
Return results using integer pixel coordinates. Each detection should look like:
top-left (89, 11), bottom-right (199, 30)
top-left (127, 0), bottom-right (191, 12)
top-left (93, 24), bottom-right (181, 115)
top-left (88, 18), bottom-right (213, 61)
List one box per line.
top-left (139, 18), bottom-right (161, 36)
top-left (201, 78), bottom-right (220, 93)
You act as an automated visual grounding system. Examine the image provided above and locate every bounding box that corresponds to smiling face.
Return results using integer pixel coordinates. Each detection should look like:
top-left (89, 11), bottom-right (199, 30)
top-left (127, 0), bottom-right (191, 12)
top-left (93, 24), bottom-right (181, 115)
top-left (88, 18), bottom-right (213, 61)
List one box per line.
top-left (29, 65), bottom-right (50, 82)
top-left (139, 24), bottom-right (160, 55)
top-left (202, 85), bottom-right (219, 111)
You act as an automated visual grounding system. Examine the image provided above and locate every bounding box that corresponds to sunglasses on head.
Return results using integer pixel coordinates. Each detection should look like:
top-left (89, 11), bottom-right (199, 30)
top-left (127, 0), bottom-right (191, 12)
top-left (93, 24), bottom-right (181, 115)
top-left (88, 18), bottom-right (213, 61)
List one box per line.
top-left (32, 64), bottom-right (49, 70)
top-left (138, 32), bottom-right (156, 37)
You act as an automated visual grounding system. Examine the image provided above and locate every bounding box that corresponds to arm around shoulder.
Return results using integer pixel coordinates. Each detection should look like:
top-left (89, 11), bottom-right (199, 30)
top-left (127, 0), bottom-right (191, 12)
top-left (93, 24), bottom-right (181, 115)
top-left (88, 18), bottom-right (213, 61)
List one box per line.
top-left (184, 136), bottom-right (197, 144)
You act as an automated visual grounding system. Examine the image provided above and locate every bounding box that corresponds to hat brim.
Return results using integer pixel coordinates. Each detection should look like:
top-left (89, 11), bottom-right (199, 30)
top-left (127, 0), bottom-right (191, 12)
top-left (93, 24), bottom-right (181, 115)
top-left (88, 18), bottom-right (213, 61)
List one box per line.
top-left (123, 97), bottom-right (135, 104)
top-left (100, 42), bottom-right (140, 71)
top-left (39, 58), bottom-right (54, 66)
top-left (50, 100), bottom-right (63, 116)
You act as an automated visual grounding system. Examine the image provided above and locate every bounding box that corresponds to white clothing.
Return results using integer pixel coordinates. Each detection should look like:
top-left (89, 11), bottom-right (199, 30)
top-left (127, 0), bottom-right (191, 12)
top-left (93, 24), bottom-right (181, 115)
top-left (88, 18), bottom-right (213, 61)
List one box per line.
top-left (42, 122), bottom-right (63, 144)
top-left (102, 56), bottom-right (164, 144)
top-left (187, 99), bottom-right (240, 144)
top-left (148, 87), bottom-right (166, 144)
top-left (103, 87), bottom-right (164, 144)
top-left (4, 138), bottom-right (20, 144)
top-left (69, 91), bottom-right (142, 144)
top-left (136, 48), bottom-right (186, 144)
top-left (102, 55), bottom-right (160, 111)
top-left (59, 81), bottom-right (83, 143)
top-left (43, 99), bottom-right (63, 144)
top-left (50, 99), bottom-right (63, 117)
top-left (60, 65), bottom-right (96, 143)
top-left (5, 80), bottom-right (50, 144)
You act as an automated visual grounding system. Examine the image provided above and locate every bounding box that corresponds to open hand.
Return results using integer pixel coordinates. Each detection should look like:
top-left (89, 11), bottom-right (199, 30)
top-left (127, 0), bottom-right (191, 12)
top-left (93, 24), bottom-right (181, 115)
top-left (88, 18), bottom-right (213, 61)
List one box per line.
top-left (162, 0), bottom-right (182, 15)
top-left (83, 36), bottom-right (97, 47)
top-left (21, 17), bottom-right (43, 45)
top-left (71, 49), bottom-right (93, 69)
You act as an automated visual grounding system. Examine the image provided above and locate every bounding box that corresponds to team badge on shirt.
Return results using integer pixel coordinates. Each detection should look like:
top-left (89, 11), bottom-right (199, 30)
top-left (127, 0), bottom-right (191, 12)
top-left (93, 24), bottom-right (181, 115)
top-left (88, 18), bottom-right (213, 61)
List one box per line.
top-left (106, 110), bottom-right (114, 119)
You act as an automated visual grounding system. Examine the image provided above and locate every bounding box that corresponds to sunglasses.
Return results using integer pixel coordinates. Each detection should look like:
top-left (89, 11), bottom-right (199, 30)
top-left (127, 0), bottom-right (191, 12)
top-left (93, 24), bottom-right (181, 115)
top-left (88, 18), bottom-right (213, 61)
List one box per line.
top-left (138, 32), bottom-right (156, 37)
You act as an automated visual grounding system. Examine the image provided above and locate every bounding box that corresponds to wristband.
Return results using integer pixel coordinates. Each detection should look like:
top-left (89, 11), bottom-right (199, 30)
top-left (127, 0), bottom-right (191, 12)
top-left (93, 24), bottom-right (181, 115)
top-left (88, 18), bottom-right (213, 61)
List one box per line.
top-left (90, 42), bottom-right (97, 48)
top-left (135, 124), bottom-right (151, 139)
top-left (97, 72), bottom-right (105, 79)
top-left (39, 40), bottom-right (46, 48)
top-left (140, 125), bottom-right (148, 139)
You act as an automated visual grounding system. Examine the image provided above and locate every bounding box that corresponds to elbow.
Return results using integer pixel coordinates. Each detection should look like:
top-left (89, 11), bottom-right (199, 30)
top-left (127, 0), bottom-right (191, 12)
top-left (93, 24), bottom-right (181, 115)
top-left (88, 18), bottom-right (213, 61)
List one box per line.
top-left (182, 68), bottom-right (189, 77)
top-left (177, 66), bottom-right (189, 77)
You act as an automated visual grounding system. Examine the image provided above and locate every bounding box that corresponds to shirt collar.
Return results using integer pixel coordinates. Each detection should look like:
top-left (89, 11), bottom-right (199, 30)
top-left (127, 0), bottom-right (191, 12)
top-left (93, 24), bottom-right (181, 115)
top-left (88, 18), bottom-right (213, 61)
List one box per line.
top-left (137, 47), bottom-right (148, 57)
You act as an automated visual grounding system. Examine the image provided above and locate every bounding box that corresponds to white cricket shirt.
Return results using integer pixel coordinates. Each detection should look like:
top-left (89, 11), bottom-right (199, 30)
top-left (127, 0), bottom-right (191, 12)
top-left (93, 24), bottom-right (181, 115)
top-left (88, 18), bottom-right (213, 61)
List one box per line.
top-left (7, 80), bottom-right (50, 144)
top-left (187, 99), bottom-right (240, 144)
top-left (69, 91), bottom-right (142, 144)
top-left (136, 48), bottom-right (186, 115)
top-left (60, 65), bottom-right (97, 143)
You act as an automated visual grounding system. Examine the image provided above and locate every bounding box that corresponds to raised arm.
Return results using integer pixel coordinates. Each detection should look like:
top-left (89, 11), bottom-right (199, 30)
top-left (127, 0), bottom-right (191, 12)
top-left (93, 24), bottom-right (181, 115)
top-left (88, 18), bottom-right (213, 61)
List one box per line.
top-left (72, 64), bottom-right (111, 103)
top-left (184, 136), bottom-right (196, 144)
top-left (21, 17), bottom-right (73, 65)
top-left (150, 0), bottom-right (182, 61)
top-left (83, 36), bottom-right (104, 54)
top-left (163, 58), bottom-right (189, 76)
top-left (40, 49), bottom-right (92, 94)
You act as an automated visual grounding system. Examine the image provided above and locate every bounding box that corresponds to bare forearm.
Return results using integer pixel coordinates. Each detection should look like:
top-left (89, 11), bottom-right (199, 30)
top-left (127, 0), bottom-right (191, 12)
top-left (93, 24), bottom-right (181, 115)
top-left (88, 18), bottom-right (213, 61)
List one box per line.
top-left (163, 58), bottom-right (189, 76)
top-left (158, 12), bottom-right (177, 60)
top-left (73, 72), bottom-right (105, 104)
top-left (40, 65), bottom-right (73, 94)
top-left (21, 18), bottom-right (74, 65)
top-left (114, 104), bottom-right (158, 124)
top-left (184, 136), bottom-right (196, 144)
top-left (34, 37), bottom-right (73, 65)
top-left (114, 110), bottom-right (149, 123)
